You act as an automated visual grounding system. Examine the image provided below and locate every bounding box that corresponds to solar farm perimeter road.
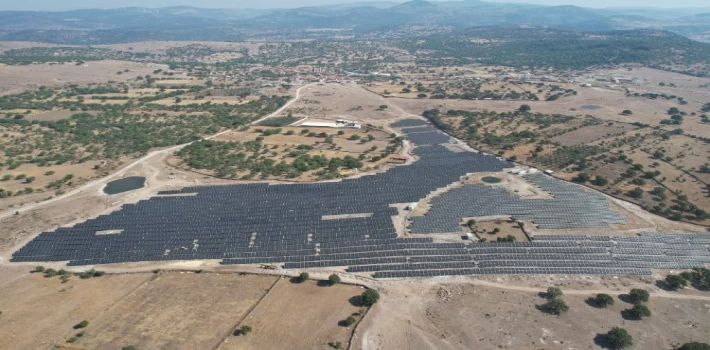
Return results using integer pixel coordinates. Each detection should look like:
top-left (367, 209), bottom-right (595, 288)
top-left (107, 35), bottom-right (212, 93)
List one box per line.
top-left (0, 83), bottom-right (316, 221)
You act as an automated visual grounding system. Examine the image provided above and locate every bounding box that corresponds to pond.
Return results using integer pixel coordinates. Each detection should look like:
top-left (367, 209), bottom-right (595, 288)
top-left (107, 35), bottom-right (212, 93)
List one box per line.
top-left (581, 105), bottom-right (600, 110)
top-left (481, 176), bottom-right (502, 184)
top-left (103, 176), bottom-right (146, 195)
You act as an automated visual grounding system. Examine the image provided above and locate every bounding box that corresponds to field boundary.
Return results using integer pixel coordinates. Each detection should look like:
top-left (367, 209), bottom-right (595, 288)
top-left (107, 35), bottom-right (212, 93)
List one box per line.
top-left (211, 276), bottom-right (282, 350)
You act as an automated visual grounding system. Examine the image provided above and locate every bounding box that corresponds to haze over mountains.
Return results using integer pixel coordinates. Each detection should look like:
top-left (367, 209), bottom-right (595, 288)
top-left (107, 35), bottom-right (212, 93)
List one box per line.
top-left (0, 0), bottom-right (708, 43)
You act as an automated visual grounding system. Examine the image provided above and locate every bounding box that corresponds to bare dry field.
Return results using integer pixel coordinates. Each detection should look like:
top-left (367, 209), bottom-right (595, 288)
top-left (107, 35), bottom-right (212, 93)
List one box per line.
top-left (285, 83), bottom-right (403, 121)
top-left (355, 278), bottom-right (710, 350)
top-left (218, 278), bottom-right (364, 350)
top-left (99, 41), bottom-right (263, 55)
top-left (70, 272), bottom-right (277, 350)
top-left (0, 266), bottom-right (153, 350)
top-left (0, 60), bottom-right (166, 93)
top-left (0, 41), bottom-right (69, 53)
top-left (0, 268), bottom-right (368, 350)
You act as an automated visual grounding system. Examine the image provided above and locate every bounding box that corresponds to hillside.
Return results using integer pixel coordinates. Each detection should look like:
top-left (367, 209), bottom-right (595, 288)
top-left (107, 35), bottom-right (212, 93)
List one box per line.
top-left (0, 1), bottom-right (707, 44)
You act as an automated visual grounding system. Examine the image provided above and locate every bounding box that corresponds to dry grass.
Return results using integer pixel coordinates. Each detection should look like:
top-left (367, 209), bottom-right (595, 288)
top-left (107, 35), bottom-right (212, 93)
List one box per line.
top-left (0, 266), bottom-right (152, 350)
top-left (71, 272), bottom-right (277, 350)
top-left (218, 278), bottom-right (363, 350)
top-left (356, 280), bottom-right (710, 349)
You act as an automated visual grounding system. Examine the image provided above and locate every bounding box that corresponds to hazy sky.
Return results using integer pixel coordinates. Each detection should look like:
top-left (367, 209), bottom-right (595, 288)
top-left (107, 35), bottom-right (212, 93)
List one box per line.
top-left (1, 0), bottom-right (708, 11)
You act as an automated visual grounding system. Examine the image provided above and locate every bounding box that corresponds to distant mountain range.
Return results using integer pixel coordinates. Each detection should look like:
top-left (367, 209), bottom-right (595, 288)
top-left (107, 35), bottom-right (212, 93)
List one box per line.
top-left (0, 0), bottom-right (708, 44)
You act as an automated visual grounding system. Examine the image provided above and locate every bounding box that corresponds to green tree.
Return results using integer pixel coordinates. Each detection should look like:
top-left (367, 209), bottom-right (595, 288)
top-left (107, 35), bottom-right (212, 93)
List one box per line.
top-left (628, 187), bottom-right (644, 199)
top-left (239, 325), bottom-right (252, 336)
top-left (328, 274), bottom-right (341, 286)
top-left (343, 316), bottom-right (356, 327)
top-left (74, 320), bottom-right (89, 329)
top-left (590, 293), bottom-right (614, 308)
top-left (572, 172), bottom-right (591, 183)
top-left (545, 287), bottom-right (563, 299)
top-left (626, 304), bottom-right (651, 319)
top-left (298, 272), bottom-right (309, 283)
top-left (362, 289), bottom-right (380, 306)
top-left (665, 274), bottom-right (687, 290)
top-left (541, 298), bottom-right (569, 315)
top-left (628, 289), bottom-right (649, 304)
top-left (593, 176), bottom-right (609, 186)
top-left (605, 327), bottom-right (633, 349)
top-left (519, 104), bottom-right (531, 112)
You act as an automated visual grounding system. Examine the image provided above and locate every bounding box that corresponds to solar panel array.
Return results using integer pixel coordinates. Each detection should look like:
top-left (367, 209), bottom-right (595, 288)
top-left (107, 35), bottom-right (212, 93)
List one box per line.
top-left (12, 120), bottom-right (508, 267)
top-left (410, 173), bottom-right (626, 233)
top-left (11, 119), bottom-right (709, 279)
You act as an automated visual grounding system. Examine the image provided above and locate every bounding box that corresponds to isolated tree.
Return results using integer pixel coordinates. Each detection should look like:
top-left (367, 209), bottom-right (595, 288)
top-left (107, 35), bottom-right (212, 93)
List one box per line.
top-left (344, 316), bottom-right (356, 327)
top-left (542, 298), bottom-right (569, 315)
top-left (593, 175), bottom-right (609, 186)
top-left (466, 219), bottom-right (477, 229)
top-left (545, 287), bottom-right (563, 300)
top-left (74, 320), bottom-right (89, 329)
top-left (665, 274), bottom-right (687, 290)
top-left (362, 289), bottom-right (380, 306)
top-left (572, 172), bottom-right (591, 183)
top-left (627, 304), bottom-right (651, 319)
top-left (628, 289), bottom-right (649, 304)
top-left (239, 325), bottom-right (252, 336)
top-left (628, 187), bottom-right (644, 199)
top-left (298, 272), bottom-right (309, 283)
top-left (328, 273), bottom-right (341, 286)
top-left (621, 110), bottom-right (633, 115)
top-left (519, 104), bottom-right (531, 112)
top-left (605, 327), bottom-right (633, 349)
top-left (591, 293), bottom-right (614, 308)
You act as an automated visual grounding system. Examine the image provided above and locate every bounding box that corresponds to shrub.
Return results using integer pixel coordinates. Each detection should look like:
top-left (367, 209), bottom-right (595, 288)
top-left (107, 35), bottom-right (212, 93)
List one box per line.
top-left (591, 293), bottom-right (614, 308)
top-left (628, 289), bottom-right (649, 304)
top-left (593, 176), bottom-right (609, 186)
top-left (240, 325), bottom-right (252, 336)
top-left (44, 268), bottom-right (57, 277)
top-left (298, 272), bottom-right (309, 282)
top-left (627, 304), bottom-right (651, 319)
top-left (605, 327), bottom-right (633, 349)
top-left (545, 287), bottom-right (563, 300)
top-left (328, 341), bottom-right (343, 349)
top-left (572, 172), bottom-right (591, 183)
top-left (541, 298), bottom-right (569, 315)
top-left (122, 346), bottom-right (137, 350)
top-left (679, 342), bottom-right (710, 350)
top-left (74, 320), bottom-right (89, 329)
top-left (665, 274), bottom-right (687, 290)
top-left (328, 274), bottom-right (341, 285)
top-left (344, 316), bottom-right (356, 326)
top-left (362, 289), bottom-right (380, 306)
top-left (33, 266), bottom-right (45, 273)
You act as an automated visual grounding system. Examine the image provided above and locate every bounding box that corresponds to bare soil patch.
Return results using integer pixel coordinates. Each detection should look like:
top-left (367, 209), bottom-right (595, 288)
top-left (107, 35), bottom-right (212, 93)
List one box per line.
top-left (71, 272), bottom-right (277, 350)
top-left (284, 83), bottom-right (403, 121)
top-left (355, 280), bottom-right (710, 349)
top-left (0, 60), bottom-right (165, 93)
top-left (218, 278), bottom-right (364, 350)
top-left (0, 266), bottom-right (152, 350)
